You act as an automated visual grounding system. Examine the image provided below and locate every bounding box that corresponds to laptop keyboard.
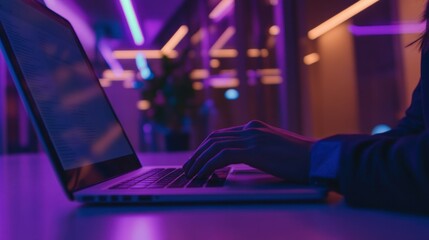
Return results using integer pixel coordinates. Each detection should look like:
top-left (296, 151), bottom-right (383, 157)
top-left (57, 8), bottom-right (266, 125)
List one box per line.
top-left (110, 167), bottom-right (230, 189)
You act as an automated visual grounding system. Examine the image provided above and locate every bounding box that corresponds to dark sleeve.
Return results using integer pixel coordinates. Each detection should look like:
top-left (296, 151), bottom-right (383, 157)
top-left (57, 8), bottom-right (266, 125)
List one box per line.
top-left (333, 132), bottom-right (429, 213)
top-left (333, 79), bottom-right (429, 213)
top-left (385, 79), bottom-right (425, 136)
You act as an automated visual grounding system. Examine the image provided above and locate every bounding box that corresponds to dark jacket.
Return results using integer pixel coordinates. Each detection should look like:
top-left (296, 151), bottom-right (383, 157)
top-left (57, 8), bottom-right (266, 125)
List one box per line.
top-left (330, 51), bottom-right (429, 213)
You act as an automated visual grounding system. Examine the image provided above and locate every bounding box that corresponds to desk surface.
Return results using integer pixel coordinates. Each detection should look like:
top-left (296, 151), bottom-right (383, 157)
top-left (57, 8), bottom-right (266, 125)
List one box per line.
top-left (1, 153), bottom-right (429, 240)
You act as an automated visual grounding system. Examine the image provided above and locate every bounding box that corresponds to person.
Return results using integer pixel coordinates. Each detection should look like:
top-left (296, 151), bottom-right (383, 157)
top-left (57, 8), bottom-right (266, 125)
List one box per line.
top-left (183, 2), bottom-right (429, 213)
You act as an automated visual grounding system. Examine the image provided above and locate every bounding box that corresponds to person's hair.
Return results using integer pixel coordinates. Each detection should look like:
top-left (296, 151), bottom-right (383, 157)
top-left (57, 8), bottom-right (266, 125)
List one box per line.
top-left (409, 1), bottom-right (429, 51)
top-left (419, 1), bottom-right (429, 51)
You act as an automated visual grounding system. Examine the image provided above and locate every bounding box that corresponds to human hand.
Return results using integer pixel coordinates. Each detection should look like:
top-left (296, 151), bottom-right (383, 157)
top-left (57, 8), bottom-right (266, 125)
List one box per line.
top-left (183, 120), bottom-right (316, 184)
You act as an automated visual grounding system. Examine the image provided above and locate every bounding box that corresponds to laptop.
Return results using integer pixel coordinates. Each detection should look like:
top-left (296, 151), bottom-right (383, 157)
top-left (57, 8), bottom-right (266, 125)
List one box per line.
top-left (0, 0), bottom-right (326, 204)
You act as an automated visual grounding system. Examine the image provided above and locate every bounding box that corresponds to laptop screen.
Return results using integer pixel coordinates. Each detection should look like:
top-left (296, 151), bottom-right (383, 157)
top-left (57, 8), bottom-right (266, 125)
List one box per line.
top-left (0, 1), bottom-right (140, 196)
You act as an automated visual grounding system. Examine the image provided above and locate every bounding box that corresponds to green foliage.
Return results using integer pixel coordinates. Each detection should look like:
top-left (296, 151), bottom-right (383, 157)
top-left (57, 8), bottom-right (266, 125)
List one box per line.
top-left (141, 55), bottom-right (195, 131)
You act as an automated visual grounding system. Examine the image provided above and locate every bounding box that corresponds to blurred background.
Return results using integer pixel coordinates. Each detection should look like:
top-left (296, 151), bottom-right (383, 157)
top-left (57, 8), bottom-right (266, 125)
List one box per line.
top-left (0, 0), bottom-right (425, 154)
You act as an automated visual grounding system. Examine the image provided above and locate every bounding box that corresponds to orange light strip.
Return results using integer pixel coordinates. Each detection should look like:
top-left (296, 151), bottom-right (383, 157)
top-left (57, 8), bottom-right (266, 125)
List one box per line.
top-left (269, 25), bottom-right (280, 36)
top-left (191, 28), bottom-right (203, 45)
top-left (219, 69), bottom-right (237, 76)
top-left (161, 25), bottom-right (189, 54)
top-left (210, 78), bottom-right (239, 88)
top-left (187, 69), bottom-right (283, 87)
top-left (247, 49), bottom-right (261, 58)
top-left (209, 49), bottom-right (269, 58)
top-left (247, 48), bottom-right (269, 58)
top-left (137, 100), bottom-right (151, 110)
top-left (209, 0), bottom-right (234, 20)
top-left (261, 76), bottom-right (283, 85)
top-left (210, 49), bottom-right (238, 58)
top-left (269, 0), bottom-right (278, 6)
top-left (308, 0), bottom-right (379, 40)
top-left (113, 50), bottom-right (178, 59)
top-left (303, 53), bottom-right (320, 65)
top-left (192, 82), bottom-right (204, 91)
top-left (102, 70), bottom-right (135, 80)
top-left (114, 48), bottom-right (269, 59)
top-left (190, 69), bottom-right (210, 80)
top-left (210, 59), bottom-right (221, 68)
top-left (99, 78), bottom-right (112, 88)
top-left (210, 27), bottom-right (236, 51)
top-left (257, 68), bottom-right (280, 76)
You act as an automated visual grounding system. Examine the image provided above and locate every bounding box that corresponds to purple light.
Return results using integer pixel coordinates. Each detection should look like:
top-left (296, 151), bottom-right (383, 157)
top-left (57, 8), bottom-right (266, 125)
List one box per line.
top-left (349, 22), bottom-right (426, 36)
top-left (44, 0), bottom-right (95, 55)
top-left (45, 0), bottom-right (122, 72)
top-left (119, 0), bottom-right (145, 46)
top-left (98, 41), bottom-right (124, 76)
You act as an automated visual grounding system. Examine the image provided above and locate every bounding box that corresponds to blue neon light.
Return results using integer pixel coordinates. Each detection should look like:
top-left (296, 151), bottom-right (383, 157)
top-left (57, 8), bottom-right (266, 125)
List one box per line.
top-left (136, 53), bottom-right (147, 69)
top-left (140, 68), bottom-right (152, 80)
top-left (136, 53), bottom-right (153, 80)
top-left (119, 0), bottom-right (144, 46)
top-left (371, 124), bottom-right (391, 135)
top-left (225, 89), bottom-right (239, 100)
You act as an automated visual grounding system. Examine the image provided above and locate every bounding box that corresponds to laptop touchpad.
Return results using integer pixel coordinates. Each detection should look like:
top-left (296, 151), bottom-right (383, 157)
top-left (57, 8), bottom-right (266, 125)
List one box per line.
top-left (228, 168), bottom-right (288, 188)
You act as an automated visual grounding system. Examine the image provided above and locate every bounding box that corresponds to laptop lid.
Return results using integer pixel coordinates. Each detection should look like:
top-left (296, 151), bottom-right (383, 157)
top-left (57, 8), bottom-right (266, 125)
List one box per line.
top-left (0, 0), bottom-right (141, 199)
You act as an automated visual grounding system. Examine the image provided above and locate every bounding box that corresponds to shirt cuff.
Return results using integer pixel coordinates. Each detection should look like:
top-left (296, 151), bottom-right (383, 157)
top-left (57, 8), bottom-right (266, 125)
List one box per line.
top-left (309, 139), bottom-right (342, 187)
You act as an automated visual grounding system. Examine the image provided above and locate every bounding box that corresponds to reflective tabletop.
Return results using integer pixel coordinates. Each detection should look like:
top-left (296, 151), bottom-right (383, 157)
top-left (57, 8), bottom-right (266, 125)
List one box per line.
top-left (1, 153), bottom-right (429, 240)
